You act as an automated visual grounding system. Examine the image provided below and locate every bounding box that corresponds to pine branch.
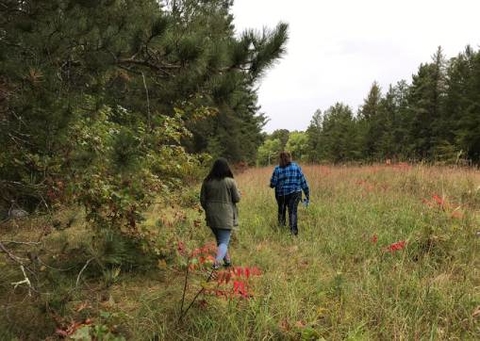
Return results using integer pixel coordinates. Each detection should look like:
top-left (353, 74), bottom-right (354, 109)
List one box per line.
top-left (117, 58), bottom-right (181, 73)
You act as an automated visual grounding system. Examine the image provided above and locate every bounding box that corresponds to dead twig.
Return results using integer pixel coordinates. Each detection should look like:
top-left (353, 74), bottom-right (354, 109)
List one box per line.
top-left (0, 241), bottom-right (27, 263)
top-left (178, 266), bottom-right (216, 323)
top-left (0, 239), bottom-right (41, 245)
top-left (76, 258), bottom-right (95, 288)
top-left (11, 265), bottom-right (32, 296)
top-left (179, 258), bottom-right (190, 319)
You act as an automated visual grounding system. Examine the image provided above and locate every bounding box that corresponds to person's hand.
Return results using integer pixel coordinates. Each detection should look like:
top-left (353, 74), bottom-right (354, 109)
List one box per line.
top-left (303, 198), bottom-right (309, 207)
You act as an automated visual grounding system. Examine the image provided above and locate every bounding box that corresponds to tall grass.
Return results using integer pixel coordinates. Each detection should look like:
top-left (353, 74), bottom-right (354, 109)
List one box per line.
top-left (1, 164), bottom-right (479, 340)
top-left (172, 164), bottom-right (479, 340)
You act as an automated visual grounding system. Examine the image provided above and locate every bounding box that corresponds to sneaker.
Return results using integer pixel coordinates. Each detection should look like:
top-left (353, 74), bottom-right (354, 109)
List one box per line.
top-left (212, 263), bottom-right (221, 270)
top-left (223, 260), bottom-right (231, 268)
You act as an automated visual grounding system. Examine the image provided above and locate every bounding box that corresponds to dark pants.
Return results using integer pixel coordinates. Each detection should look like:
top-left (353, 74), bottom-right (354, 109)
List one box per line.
top-left (276, 191), bottom-right (302, 235)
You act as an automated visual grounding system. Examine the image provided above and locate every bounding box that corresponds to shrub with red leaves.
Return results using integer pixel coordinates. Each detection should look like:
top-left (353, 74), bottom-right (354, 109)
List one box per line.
top-left (205, 266), bottom-right (262, 299)
top-left (385, 240), bottom-right (406, 252)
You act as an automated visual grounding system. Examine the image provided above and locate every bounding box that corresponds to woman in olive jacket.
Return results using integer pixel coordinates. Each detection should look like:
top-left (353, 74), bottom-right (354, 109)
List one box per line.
top-left (200, 158), bottom-right (240, 269)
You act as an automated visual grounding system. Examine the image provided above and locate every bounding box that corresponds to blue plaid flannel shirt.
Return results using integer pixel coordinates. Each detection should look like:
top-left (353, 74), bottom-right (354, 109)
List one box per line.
top-left (269, 162), bottom-right (309, 198)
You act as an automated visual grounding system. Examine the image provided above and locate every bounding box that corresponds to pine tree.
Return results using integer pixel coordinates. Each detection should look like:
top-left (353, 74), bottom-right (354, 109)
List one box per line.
top-left (0, 0), bottom-right (288, 251)
top-left (320, 103), bottom-right (356, 163)
top-left (377, 83), bottom-right (409, 161)
top-left (306, 109), bottom-right (323, 162)
top-left (446, 46), bottom-right (480, 162)
top-left (406, 47), bottom-right (447, 160)
top-left (357, 81), bottom-right (383, 160)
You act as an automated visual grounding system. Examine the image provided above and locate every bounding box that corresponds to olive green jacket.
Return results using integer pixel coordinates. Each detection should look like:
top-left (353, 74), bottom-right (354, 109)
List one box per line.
top-left (200, 177), bottom-right (240, 229)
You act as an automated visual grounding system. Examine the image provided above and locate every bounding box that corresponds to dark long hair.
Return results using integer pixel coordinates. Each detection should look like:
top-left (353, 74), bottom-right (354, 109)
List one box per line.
top-left (204, 158), bottom-right (234, 182)
top-left (278, 151), bottom-right (292, 168)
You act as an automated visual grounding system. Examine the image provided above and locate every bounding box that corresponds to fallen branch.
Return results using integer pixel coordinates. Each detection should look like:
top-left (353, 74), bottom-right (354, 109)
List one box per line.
top-left (0, 239), bottom-right (41, 245)
top-left (76, 258), bottom-right (95, 288)
top-left (11, 265), bottom-right (32, 296)
top-left (0, 241), bottom-right (26, 263)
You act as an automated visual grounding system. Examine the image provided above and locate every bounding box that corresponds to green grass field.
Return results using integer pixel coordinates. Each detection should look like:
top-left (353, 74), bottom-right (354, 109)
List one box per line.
top-left (1, 164), bottom-right (479, 340)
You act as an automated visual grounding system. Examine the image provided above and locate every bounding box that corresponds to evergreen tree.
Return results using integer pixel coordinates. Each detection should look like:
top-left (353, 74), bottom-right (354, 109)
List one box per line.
top-left (158, 0), bottom-right (289, 163)
top-left (357, 81), bottom-right (383, 160)
top-left (390, 80), bottom-right (412, 160)
top-left (320, 103), bottom-right (356, 163)
top-left (377, 84), bottom-right (404, 161)
top-left (445, 46), bottom-right (480, 162)
top-left (305, 109), bottom-right (323, 162)
top-left (0, 0), bottom-right (289, 260)
top-left (406, 46), bottom-right (447, 160)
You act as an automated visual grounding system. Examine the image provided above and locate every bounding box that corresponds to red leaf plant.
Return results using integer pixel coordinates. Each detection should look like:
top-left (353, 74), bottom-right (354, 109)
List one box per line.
top-left (179, 244), bottom-right (262, 321)
top-left (204, 266), bottom-right (263, 299)
top-left (385, 240), bottom-right (406, 252)
top-left (177, 241), bottom-right (186, 255)
top-left (422, 193), bottom-right (464, 219)
top-left (183, 242), bottom-right (217, 271)
top-left (55, 318), bottom-right (93, 337)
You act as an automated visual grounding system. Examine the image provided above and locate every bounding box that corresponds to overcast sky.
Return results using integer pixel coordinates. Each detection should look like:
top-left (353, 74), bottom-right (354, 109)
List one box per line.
top-left (231, 0), bottom-right (480, 133)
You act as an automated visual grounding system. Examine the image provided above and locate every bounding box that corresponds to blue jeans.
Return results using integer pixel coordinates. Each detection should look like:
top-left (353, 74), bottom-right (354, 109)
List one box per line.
top-left (276, 191), bottom-right (302, 235)
top-left (211, 228), bottom-right (231, 263)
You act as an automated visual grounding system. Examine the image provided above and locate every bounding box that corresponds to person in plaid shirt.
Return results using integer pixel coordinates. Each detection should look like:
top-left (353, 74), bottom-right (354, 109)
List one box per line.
top-left (269, 151), bottom-right (309, 235)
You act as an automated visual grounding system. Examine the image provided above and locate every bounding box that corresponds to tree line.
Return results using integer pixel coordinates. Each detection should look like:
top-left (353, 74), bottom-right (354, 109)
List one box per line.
top-left (258, 46), bottom-right (480, 166)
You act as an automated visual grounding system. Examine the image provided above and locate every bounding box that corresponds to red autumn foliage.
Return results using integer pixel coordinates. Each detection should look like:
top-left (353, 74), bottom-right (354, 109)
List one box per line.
top-left (55, 318), bottom-right (93, 337)
top-left (177, 241), bottom-right (186, 255)
top-left (233, 280), bottom-right (248, 298)
top-left (184, 242), bottom-right (217, 270)
top-left (190, 242), bottom-right (216, 258)
top-left (422, 193), bottom-right (464, 219)
top-left (385, 240), bottom-right (406, 252)
top-left (432, 194), bottom-right (444, 206)
top-left (204, 265), bottom-right (263, 299)
top-left (181, 242), bottom-right (263, 300)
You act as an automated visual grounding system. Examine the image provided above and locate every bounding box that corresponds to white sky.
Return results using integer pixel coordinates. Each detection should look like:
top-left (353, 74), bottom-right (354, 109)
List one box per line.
top-left (231, 0), bottom-right (480, 133)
